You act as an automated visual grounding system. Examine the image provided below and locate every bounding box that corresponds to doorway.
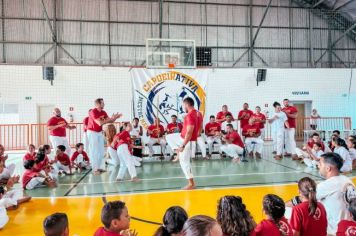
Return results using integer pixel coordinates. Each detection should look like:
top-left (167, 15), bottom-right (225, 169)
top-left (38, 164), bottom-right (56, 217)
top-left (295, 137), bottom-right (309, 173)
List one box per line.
top-left (290, 101), bottom-right (312, 141)
top-left (36, 105), bottom-right (54, 146)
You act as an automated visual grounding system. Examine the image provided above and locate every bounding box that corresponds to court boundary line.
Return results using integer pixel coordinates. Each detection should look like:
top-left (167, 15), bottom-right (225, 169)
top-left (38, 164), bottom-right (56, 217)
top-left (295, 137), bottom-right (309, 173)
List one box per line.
top-left (63, 169), bottom-right (92, 196)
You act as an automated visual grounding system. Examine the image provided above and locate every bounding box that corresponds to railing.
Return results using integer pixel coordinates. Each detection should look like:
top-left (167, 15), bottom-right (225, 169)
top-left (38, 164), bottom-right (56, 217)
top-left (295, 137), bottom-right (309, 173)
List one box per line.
top-left (0, 117), bottom-right (353, 151)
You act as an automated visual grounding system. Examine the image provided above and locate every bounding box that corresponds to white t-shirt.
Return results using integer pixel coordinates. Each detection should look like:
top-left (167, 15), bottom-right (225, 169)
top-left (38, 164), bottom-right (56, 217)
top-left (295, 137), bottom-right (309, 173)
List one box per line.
top-left (312, 149), bottom-right (324, 159)
top-left (221, 121), bottom-right (237, 133)
top-left (130, 125), bottom-right (141, 137)
top-left (316, 175), bottom-right (353, 235)
top-left (270, 111), bottom-right (288, 130)
top-left (349, 148), bottom-right (356, 161)
top-left (334, 146), bottom-right (352, 172)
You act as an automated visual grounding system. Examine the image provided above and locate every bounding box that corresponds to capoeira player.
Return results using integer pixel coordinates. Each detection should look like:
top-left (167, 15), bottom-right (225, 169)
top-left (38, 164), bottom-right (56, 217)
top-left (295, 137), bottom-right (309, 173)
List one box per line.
top-left (47, 108), bottom-right (76, 156)
top-left (87, 98), bottom-right (122, 175)
top-left (242, 118), bottom-right (264, 158)
top-left (221, 114), bottom-right (237, 134)
top-left (282, 99), bottom-right (298, 159)
top-left (205, 115), bottom-right (222, 159)
top-left (220, 124), bottom-right (244, 163)
top-left (166, 97), bottom-right (202, 190)
top-left (268, 102), bottom-right (289, 160)
top-left (147, 118), bottom-right (167, 160)
top-left (216, 105), bottom-right (233, 123)
top-left (251, 106), bottom-right (266, 139)
top-left (238, 103), bottom-right (253, 135)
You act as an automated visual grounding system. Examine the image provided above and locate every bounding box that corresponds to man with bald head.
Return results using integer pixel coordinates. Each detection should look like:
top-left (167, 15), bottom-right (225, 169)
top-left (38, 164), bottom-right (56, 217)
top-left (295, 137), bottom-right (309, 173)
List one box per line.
top-left (47, 108), bottom-right (76, 156)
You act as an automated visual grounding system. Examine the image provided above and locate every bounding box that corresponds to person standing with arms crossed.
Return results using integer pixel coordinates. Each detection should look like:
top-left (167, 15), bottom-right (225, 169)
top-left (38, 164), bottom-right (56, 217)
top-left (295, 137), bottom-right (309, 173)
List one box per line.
top-left (87, 98), bottom-right (122, 175)
top-left (282, 99), bottom-right (298, 160)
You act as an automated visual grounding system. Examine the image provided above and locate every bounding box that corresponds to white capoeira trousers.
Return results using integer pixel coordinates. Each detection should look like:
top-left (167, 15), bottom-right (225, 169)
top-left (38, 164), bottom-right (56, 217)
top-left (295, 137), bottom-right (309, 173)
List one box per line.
top-left (49, 135), bottom-right (71, 156)
top-left (107, 147), bottom-right (120, 166)
top-left (83, 132), bottom-right (89, 153)
top-left (166, 133), bottom-right (193, 179)
top-left (72, 154), bottom-right (90, 168)
top-left (25, 177), bottom-right (46, 190)
top-left (0, 164), bottom-right (15, 180)
top-left (272, 128), bottom-right (285, 155)
top-left (87, 130), bottom-right (105, 171)
top-left (220, 144), bottom-right (243, 158)
top-left (206, 136), bottom-right (222, 155)
top-left (191, 136), bottom-right (207, 158)
top-left (116, 144), bottom-right (137, 180)
top-left (245, 137), bottom-right (264, 153)
top-left (295, 148), bottom-right (309, 158)
top-left (147, 138), bottom-right (167, 157)
top-left (285, 128), bottom-right (297, 155)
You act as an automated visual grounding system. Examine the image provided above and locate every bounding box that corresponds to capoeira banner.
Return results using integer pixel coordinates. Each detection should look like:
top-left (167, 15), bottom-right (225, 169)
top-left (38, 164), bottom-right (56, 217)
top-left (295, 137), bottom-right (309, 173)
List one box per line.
top-left (131, 69), bottom-right (209, 129)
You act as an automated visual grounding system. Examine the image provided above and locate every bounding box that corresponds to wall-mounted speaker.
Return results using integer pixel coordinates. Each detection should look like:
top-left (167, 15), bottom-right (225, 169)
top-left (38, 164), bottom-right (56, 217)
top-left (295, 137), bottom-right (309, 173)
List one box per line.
top-left (256, 69), bottom-right (267, 86)
top-left (43, 66), bottom-right (54, 85)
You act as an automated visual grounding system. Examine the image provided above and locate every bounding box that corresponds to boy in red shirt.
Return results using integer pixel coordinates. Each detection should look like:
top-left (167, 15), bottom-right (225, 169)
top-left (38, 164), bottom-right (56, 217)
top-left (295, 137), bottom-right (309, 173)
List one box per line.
top-left (23, 144), bottom-right (36, 162)
top-left (205, 115), bottom-right (222, 159)
top-left (238, 103), bottom-right (254, 131)
top-left (43, 213), bottom-right (69, 236)
top-left (147, 118), bottom-right (167, 160)
top-left (22, 159), bottom-right (56, 190)
top-left (220, 124), bottom-right (244, 163)
top-left (216, 105), bottom-right (234, 123)
top-left (282, 99), bottom-right (298, 159)
top-left (337, 198), bottom-right (356, 236)
top-left (242, 118), bottom-right (264, 158)
top-left (94, 200), bottom-right (137, 236)
top-left (71, 143), bottom-right (90, 171)
top-left (54, 145), bottom-right (72, 175)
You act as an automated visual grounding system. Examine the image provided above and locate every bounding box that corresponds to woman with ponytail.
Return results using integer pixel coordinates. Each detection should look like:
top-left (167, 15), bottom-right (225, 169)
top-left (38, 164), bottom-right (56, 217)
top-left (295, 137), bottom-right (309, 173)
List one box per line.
top-left (252, 194), bottom-right (292, 236)
top-left (154, 206), bottom-right (188, 236)
top-left (289, 177), bottom-right (327, 236)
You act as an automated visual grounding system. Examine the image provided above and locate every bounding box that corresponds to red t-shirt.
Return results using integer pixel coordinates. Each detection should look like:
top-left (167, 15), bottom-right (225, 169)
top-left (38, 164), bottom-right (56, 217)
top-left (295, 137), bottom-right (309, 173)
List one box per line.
top-left (251, 113), bottom-right (266, 129)
top-left (337, 220), bottom-right (356, 236)
top-left (47, 116), bottom-right (67, 137)
top-left (216, 111), bottom-right (233, 123)
top-left (226, 131), bottom-right (244, 148)
top-left (238, 110), bottom-right (254, 128)
top-left (71, 151), bottom-right (89, 162)
top-left (307, 140), bottom-right (325, 152)
top-left (205, 122), bottom-right (221, 136)
top-left (83, 116), bottom-right (89, 132)
top-left (242, 124), bottom-right (261, 138)
top-left (282, 106), bottom-right (298, 129)
top-left (114, 130), bottom-right (132, 154)
top-left (56, 153), bottom-right (71, 166)
top-left (88, 108), bottom-right (108, 132)
top-left (181, 109), bottom-right (201, 142)
top-left (290, 201), bottom-right (327, 236)
top-left (147, 124), bottom-right (165, 138)
top-left (252, 218), bottom-right (293, 236)
top-left (33, 155), bottom-right (50, 172)
top-left (94, 227), bottom-right (123, 236)
top-left (23, 152), bottom-right (36, 162)
top-left (166, 122), bottom-right (183, 134)
top-left (22, 169), bottom-right (39, 188)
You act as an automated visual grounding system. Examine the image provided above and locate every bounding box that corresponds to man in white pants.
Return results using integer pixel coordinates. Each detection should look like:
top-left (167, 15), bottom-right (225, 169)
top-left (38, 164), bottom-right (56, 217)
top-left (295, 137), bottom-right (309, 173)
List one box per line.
top-left (87, 98), bottom-right (122, 175)
top-left (220, 124), bottom-right (244, 162)
top-left (82, 110), bottom-right (91, 152)
top-left (282, 99), bottom-right (298, 159)
top-left (268, 102), bottom-right (289, 160)
top-left (205, 115), bottom-right (222, 159)
top-left (191, 132), bottom-right (207, 160)
top-left (166, 97), bottom-right (201, 190)
top-left (47, 108), bottom-right (76, 157)
top-left (221, 114), bottom-right (237, 134)
top-left (146, 118), bottom-right (167, 159)
top-left (242, 118), bottom-right (264, 158)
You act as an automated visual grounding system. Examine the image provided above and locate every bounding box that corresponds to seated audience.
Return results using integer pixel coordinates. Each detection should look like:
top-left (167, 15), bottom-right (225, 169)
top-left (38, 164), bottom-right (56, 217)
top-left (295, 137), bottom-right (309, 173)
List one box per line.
top-left (251, 194), bottom-right (293, 236)
top-left (220, 124), bottom-right (244, 163)
top-left (71, 143), bottom-right (90, 170)
top-left (337, 198), bottom-right (356, 236)
top-left (147, 118), bottom-right (167, 159)
top-left (251, 106), bottom-right (266, 138)
top-left (216, 105), bottom-right (233, 123)
top-left (347, 137), bottom-right (356, 169)
top-left (205, 115), bottom-right (222, 159)
top-left (94, 200), bottom-right (137, 236)
top-left (130, 118), bottom-right (144, 159)
top-left (43, 212), bottom-right (69, 236)
top-left (301, 142), bottom-right (324, 168)
top-left (221, 115), bottom-right (237, 134)
top-left (154, 206), bottom-right (188, 236)
top-left (328, 130), bottom-right (347, 151)
top-left (332, 137), bottom-right (352, 173)
top-left (242, 118), bottom-right (264, 158)
top-left (0, 144), bottom-right (15, 180)
top-left (54, 145), bottom-right (72, 175)
top-left (289, 177), bottom-right (327, 236)
top-left (317, 152), bottom-right (354, 235)
top-left (216, 195), bottom-right (256, 236)
top-left (182, 215), bottom-right (223, 236)
top-left (23, 144), bottom-right (37, 162)
top-left (0, 159), bottom-right (20, 188)
top-left (22, 159), bottom-right (56, 190)
top-left (295, 133), bottom-right (325, 161)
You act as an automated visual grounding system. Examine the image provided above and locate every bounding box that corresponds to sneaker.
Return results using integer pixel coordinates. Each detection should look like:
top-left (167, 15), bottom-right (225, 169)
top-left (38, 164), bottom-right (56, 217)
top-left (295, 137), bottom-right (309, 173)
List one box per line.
top-left (248, 151), bottom-right (254, 158)
top-left (274, 155), bottom-right (283, 160)
top-left (255, 152), bottom-right (262, 159)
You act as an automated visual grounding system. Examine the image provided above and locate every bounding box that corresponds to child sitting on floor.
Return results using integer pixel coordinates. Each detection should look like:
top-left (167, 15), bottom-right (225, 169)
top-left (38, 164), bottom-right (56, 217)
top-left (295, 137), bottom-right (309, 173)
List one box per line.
top-left (54, 145), bottom-right (72, 175)
top-left (303, 142), bottom-right (324, 168)
top-left (22, 159), bottom-right (56, 190)
top-left (94, 200), bottom-right (137, 236)
top-left (337, 198), bottom-right (356, 236)
top-left (71, 143), bottom-right (90, 171)
top-left (0, 159), bottom-right (20, 188)
top-left (0, 144), bottom-right (16, 185)
top-left (23, 144), bottom-right (37, 162)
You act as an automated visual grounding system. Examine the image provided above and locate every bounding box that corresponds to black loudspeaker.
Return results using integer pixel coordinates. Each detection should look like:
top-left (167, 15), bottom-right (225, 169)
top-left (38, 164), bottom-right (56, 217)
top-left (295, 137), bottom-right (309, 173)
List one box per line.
top-left (43, 66), bottom-right (54, 85)
top-left (196, 47), bottom-right (212, 66)
top-left (256, 69), bottom-right (267, 86)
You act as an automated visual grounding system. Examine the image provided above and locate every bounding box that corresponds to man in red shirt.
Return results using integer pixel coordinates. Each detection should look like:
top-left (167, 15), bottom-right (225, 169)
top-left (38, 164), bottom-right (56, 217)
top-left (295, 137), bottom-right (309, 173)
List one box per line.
top-left (165, 97), bottom-right (201, 190)
top-left (251, 106), bottom-right (266, 139)
top-left (238, 103), bottom-right (254, 132)
top-left (87, 98), bottom-right (122, 175)
top-left (282, 99), bottom-right (298, 159)
top-left (47, 108), bottom-right (76, 157)
top-left (220, 124), bottom-right (244, 163)
top-left (147, 118), bottom-right (167, 159)
top-left (242, 118), bottom-right (264, 158)
top-left (205, 115), bottom-right (222, 158)
top-left (216, 105), bottom-right (233, 123)
top-left (166, 115), bottom-right (183, 134)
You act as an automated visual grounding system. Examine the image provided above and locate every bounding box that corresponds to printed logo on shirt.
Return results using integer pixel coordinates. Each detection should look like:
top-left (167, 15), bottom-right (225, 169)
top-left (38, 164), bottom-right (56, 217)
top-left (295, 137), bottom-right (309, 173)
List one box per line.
top-left (313, 207), bottom-right (321, 220)
top-left (346, 226), bottom-right (356, 236)
top-left (279, 220), bottom-right (290, 235)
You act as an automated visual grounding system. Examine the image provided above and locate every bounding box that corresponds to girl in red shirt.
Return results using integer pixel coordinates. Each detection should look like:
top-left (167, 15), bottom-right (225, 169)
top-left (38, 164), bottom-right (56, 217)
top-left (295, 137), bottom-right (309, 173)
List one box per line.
top-left (289, 177), bottom-right (327, 236)
top-left (337, 198), bottom-right (356, 236)
top-left (252, 194), bottom-right (293, 236)
top-left (217, 195), bottom-right (256, 236)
